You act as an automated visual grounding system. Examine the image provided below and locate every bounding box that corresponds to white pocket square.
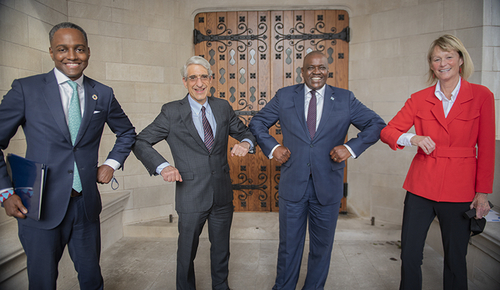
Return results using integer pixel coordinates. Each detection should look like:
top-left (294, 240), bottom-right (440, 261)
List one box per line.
top-left (93, 110), bottom-right (101, 114)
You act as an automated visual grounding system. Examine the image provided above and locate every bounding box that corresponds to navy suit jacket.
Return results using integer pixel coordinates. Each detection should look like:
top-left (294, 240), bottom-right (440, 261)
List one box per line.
top-left (0, 70), bottom-right (136, 229)
top-left (249, 84), bottom-right (385, 205)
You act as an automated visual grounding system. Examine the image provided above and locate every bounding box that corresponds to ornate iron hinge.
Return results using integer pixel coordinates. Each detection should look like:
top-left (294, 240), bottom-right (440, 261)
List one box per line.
top-left (194, 22), bottom-right (349, 53)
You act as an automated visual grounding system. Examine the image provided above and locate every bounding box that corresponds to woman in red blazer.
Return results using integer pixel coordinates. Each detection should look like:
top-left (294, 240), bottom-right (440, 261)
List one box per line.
top-left (381, 35), bottom-right (495, 290)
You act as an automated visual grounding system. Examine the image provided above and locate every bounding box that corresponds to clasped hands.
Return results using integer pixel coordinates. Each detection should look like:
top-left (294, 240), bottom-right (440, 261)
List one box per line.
top-left (271, 144), bottom-right (351, 165)
top-left (160, 141), bottom-right (251, 183)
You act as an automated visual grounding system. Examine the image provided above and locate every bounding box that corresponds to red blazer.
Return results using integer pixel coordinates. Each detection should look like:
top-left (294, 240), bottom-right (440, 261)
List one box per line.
top-left (381, 80), bottom-right (495, 202)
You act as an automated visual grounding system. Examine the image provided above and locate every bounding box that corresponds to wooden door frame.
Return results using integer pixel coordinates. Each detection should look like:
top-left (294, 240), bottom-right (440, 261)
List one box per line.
top-left (194, 10), bottom-right (350, 213)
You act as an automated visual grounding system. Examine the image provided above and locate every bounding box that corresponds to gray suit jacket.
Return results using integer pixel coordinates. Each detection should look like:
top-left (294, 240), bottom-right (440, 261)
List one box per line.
top-left (133, 95), bottom-right (256, 213)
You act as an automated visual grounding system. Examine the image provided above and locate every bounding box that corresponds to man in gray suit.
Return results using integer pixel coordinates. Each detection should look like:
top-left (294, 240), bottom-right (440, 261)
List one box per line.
top-left (133, 56), bottom-right (255, 290)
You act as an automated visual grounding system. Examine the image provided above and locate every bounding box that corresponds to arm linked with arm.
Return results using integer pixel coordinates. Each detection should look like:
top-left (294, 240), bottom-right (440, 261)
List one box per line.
top-left (132, 106), bottom-right (171, 176)
top-left (380, 96), bottom-right (418, 150)
top-left (103, 92), bottom-right (137, 167)
top-left (248, 94), bottom-right (281, 157)
top-left (344, 91), bottom-right (386, 156)
top-left (226, 101), bottom-right (256, 156)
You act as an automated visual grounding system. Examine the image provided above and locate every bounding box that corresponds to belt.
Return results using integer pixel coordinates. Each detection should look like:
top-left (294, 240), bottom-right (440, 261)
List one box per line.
top-left (71, 189), bottom-right (82, 197)
top-left (426, 147), bottom-right (476, 158)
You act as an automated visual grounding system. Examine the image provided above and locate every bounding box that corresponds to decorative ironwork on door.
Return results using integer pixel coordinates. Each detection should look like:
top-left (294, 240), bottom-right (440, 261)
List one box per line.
top-left (194, 10), bottom-right (350, 213)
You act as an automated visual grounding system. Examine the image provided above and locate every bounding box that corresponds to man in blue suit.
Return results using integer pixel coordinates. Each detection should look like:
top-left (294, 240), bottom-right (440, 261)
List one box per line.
top-left (249, 51), bottom-right (385, 289)
top-left (0, 22), bottom-right (136, 289)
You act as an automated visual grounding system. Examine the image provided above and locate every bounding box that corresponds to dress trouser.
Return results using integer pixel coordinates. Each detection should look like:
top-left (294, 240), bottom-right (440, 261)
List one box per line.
top-left (176, 202), bottom-right (233, 290)
top-left (18, 195), bottom-right (103, 290)
top-left (273, 176), bottom-right (340, 290)
top-left (400, 192), bottom-right (471, 290)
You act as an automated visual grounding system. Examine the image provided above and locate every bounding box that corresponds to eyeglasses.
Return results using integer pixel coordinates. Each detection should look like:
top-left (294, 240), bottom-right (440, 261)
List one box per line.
top-left (186, 74), bottom-right (210, 82)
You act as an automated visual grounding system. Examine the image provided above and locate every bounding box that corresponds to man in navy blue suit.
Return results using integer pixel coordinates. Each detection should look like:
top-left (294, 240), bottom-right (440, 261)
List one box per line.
top-left (0, 22), bottom-right (136, 289)
top-left (249, 51), bottom-right (385, 289)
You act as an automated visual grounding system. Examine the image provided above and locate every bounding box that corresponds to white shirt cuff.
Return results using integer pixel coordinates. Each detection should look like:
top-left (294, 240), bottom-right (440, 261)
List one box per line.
top-left (344, 144), bottom-right (357, 159)
top-left (397, 133), bottom-right (416, 147)
top-left (269, 144), bottom-right (281, 159)
top-left (104, 159), bottom-right (120, 170)
top-left (156, 162), bottom-right (171, 175)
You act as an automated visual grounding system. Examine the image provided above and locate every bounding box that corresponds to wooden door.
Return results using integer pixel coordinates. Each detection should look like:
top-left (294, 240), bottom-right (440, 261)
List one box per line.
top-left (194, 10), bottom-right (350, 212)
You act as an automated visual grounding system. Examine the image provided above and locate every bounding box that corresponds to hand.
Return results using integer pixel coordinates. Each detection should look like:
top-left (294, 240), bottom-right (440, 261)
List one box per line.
top-left (161, 166), bottom-right (183, 182)
top-left (330, 145), bottom-right (351, 162)
top-left (410, 135), bottom-right (435, 155)
top-left (231, 141), bottom-right (250, 157)
top-left (470, 193), bottom-right (491, 219)
top-left (97, 164), bottom-right (114, 184)
top-left (272, 146), bottom-right (291, 164)
top-left (2, 194), bottom-right (27, 219)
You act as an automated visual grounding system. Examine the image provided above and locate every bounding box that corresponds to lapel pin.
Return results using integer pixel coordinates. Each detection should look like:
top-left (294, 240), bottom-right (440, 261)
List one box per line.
top-left (330, 97), bottom-right (335, 101)
top-left (92, 94), bottom-right (98, 100)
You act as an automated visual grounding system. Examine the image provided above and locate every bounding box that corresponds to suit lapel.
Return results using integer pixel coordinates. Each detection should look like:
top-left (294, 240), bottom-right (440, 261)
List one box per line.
top-left (209, 97), bottom-right (223, 144)
top-left (315, 85), bottom-right (335, 138)
top-left (294, 85), bottom-right (309, 140)
top-left (43, 71), bottom-right (72, 144)
top-left (428, 88), bottom-right (449, 134)
top-left (75, 77), bottom-right (98, 145)
top-left (446, 80), bottom-right (472, 125)
top-left (180, 95), bottom-right (207, 152)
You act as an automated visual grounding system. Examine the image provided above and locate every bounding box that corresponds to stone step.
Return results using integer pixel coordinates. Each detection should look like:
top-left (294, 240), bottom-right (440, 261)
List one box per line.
top-left (123, 212), bottom-right (402, 242)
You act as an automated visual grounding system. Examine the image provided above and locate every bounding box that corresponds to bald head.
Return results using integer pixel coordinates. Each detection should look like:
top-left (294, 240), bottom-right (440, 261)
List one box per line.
top-left (301, 51), bottom-right (329, 90)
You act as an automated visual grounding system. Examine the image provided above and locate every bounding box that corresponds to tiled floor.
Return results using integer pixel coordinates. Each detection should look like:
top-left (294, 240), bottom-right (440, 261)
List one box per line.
top-left (64, 212), bottom-right (481, 289)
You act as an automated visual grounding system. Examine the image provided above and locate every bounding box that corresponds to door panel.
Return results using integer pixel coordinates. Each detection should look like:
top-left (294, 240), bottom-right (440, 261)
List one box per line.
top-left (194, 10), bottom-right (349, 212)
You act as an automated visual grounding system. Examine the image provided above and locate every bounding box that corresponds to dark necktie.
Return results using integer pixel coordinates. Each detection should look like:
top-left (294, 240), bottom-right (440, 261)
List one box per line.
top-left (306, 90), bottom-right (317, 139)
top-left (201, 106), bottom-right (214, 152)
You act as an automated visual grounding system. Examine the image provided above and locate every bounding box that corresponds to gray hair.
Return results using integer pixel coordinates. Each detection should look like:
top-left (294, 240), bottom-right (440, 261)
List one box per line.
top-left (49, 22), bottom-right (88, 44)
top-left (180, 56), bottom-right (213, 78)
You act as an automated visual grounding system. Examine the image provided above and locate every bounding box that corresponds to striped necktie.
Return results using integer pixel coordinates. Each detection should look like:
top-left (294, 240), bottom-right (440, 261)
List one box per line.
top-left (306, 90), bottom-right (317, 139)
top-left (201, 106), bottom-right (214, 152)
top-left (67, 80), bottom-right (83, 192)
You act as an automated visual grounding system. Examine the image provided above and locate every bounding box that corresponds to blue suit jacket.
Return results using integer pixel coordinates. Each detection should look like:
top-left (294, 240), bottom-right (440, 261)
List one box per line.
top-left (249, 84), bottom-right (385, 205)
top-left (0, 70), bottom-right (136, 229)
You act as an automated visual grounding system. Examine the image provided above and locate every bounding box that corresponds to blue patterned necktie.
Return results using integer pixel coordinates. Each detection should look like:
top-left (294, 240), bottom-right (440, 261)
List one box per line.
top-left (201, 106), bottom-right (214, 152)
top-left (67, 80), bottom-right (83, 192)
top-left (306, 90), bottom-right (317, 139)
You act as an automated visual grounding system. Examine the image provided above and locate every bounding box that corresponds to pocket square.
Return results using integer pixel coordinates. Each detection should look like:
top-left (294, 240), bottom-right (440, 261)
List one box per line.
top-left (93, 110), bottom-right (101, 114)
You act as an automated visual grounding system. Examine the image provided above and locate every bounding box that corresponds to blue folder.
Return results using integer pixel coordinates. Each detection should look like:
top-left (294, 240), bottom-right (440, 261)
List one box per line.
top-left (6, 154), bottom-right (47, 220)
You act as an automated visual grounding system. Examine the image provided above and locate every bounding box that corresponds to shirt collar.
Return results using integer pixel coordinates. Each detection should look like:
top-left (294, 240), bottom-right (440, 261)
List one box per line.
top-left (187, 94), bottom-right (209, 114)
top-left (434, 77), bottom-right (461, 102)
top-left (304, 84), bottom-right (326, 98)
top-left (53, 68), bottom-right (84, 87)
